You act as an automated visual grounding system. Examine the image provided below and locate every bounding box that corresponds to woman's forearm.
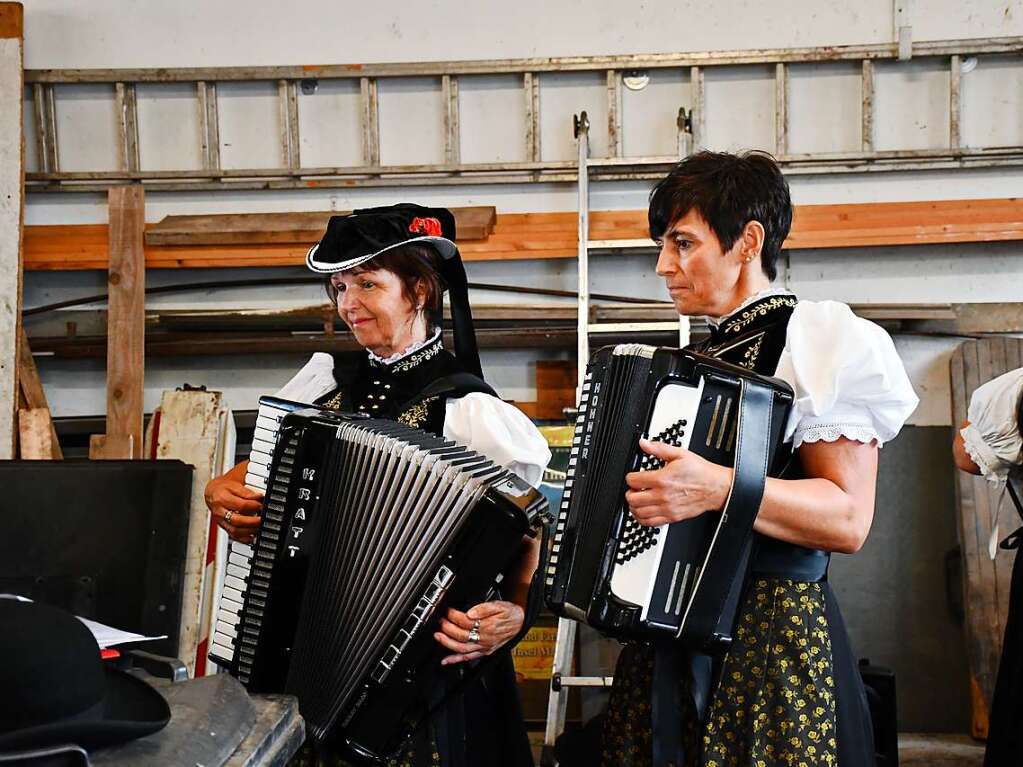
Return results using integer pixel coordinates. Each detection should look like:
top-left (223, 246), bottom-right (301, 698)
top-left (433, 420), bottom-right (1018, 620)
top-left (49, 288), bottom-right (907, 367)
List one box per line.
top-left (753, 475), bottom-right (872, 554)
top-left (751, 438), bottom-right (878, 554)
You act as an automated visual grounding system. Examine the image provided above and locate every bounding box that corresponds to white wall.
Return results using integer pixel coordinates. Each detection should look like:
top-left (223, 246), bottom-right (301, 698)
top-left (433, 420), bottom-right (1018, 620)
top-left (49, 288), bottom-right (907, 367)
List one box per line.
top-left (17, 0), bottom-right (1023, 423)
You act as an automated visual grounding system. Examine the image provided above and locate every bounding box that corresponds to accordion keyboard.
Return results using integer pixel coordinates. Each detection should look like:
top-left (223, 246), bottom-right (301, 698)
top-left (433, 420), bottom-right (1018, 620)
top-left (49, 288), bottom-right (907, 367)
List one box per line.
top-left (614, 417), bottom-right (690, 566)
top-left (209, 398), bottom-right (299, 670)
top-left (609, 383), bottom-right (703, 609)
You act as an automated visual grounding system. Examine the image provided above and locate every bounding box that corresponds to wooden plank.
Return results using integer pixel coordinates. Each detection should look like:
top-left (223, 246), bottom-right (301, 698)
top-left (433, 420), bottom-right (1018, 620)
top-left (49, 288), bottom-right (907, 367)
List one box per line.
top-left (18, 328), bottom-right (62, 458)
top-left (154, 388), bottom-right (225, 677)
top-left (22, 199), bottom-right (1023, 271)
top-left (950, 343), bottom-right (987, 736)
top-left (0, 2), bottom-right (23, 460)
top-left (535, 360), bottom-right (576, 420)
top-left (102, 186), bottom-right (146, 458)
top-left (88, 433), bottom-right (134, 460)
top-left (18, 407), bottom-right (54, 458)
top-left (144, 206), bottom-right (497, 246)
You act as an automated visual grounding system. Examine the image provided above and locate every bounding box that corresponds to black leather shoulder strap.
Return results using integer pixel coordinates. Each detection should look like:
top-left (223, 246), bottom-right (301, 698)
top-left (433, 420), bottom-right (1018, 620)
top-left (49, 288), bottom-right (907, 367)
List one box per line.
top-left (678, 377), bottom-right (774, 648)
top-left (395, 372), bottom-right (497, 414)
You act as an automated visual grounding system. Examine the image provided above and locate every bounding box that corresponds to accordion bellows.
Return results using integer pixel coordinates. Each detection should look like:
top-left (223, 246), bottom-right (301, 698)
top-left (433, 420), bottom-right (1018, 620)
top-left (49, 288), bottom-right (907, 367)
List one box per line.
top-left (211, 400), bottom-right (548, 762)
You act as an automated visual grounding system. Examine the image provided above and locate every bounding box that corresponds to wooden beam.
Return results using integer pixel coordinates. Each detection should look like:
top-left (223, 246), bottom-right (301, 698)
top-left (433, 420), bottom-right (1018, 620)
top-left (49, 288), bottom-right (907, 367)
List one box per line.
top-left (0, 2), bottom-right (23, 459)
top-left (97, 186), bottom-right (145, 458)
top-left (89, 433), bottom-right (135, 460)
top-left (21, 199), bottom-right (1023, 271)
top-left (18, 327), bottom-right (61, 458)
top-left (144, 206), bottom-right (497, 247)
top-left (18, 407), bottom-right (54, 459)
top-left (535, 360), bottom-right (576, 420)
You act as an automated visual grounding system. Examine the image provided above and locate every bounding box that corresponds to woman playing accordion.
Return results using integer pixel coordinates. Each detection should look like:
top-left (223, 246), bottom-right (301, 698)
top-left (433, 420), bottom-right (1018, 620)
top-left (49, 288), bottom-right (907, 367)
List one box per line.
top-left (599, 152), bottom-right (919, 767)
top-left (205, 204), bottom-right (550, 767)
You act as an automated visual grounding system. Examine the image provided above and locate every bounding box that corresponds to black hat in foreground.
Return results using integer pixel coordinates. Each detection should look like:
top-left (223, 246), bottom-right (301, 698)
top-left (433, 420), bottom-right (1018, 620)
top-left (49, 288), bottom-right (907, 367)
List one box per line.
top-left (0, 600), bottom-right (170, 753)
top-left (307, 203), bottom-right (482, 378)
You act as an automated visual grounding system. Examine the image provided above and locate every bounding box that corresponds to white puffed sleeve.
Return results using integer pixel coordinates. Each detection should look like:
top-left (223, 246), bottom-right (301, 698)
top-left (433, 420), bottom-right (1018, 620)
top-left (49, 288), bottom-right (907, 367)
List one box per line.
top-left (773, 301), bottom-right (919, 449)
top-left (272, 352), bottom-right (337, 403)
top-left (961, 367), bottom-right (1023, 481)
top-left (444, 393), bottom-right (552, 487)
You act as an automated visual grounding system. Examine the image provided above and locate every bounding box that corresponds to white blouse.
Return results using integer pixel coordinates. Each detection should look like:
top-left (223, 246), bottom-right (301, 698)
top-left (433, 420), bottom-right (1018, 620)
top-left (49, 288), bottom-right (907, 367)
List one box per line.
top-left (272, 351), bottom-right (552, 488)
top-left (961, 366), bottom-right (1023, 482)
top-left (720, 296), bottom-right (919, 449)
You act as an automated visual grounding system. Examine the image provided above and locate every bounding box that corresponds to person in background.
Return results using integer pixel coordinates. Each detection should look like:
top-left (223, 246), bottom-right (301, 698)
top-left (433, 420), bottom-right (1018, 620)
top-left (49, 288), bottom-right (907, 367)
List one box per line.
top-left (953, 365), bottom-right (1023, 766)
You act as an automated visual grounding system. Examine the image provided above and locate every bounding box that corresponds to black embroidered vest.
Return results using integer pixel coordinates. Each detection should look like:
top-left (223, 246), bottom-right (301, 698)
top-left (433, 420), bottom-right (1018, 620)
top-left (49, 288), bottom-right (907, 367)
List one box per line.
top-left (692, 292), bottom-right (830, 582)
top-left (314, 333), bottom-right (490, 437)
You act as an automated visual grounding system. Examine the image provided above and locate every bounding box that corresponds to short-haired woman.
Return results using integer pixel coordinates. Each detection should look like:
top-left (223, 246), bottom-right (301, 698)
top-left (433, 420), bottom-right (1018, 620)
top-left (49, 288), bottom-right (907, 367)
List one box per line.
top-left (600, 152), bottom-right (919, 767)
top-left (205, 204), bottom-right (551, 767)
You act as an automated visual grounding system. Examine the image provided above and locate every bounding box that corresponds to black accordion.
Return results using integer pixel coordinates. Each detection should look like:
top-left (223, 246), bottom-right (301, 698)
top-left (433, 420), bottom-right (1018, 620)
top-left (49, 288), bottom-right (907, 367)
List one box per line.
top-left (209, 398), bottom-right (548, 762)
top-left (546, 345), bottom-right (793, 652)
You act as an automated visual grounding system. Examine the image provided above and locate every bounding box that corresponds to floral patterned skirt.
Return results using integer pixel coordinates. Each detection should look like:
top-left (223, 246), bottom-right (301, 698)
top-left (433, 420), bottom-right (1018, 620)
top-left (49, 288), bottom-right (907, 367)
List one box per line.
top-left (600, 578), bottom-right (874, 767)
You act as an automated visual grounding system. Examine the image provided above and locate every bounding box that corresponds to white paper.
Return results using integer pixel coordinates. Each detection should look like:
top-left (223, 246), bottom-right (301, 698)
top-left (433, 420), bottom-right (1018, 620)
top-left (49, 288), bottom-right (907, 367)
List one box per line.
top-left (0, 595), bottom-right (165, 648)
top-left (76, 616), bottom-right (167, 649)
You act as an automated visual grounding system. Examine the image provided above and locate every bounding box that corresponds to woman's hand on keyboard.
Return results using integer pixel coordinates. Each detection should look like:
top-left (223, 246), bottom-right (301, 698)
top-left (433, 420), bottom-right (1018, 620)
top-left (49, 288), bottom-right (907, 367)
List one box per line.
top-left (204, 474), bottom-right (264, 544)
top-left (624, 438), bottom-right (731, 527)
top-left (434, 601), bottom-right (524, 666)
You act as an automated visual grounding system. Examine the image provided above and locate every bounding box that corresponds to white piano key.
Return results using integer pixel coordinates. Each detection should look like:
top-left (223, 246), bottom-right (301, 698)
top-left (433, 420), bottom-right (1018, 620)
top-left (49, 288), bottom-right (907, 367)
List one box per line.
top-left (258, 402), bottom-right (292, 416)
top-left (247, 461), bottom-right (270, 480)
top-left (211, 642), bottom-right (236, 661)
top-left (223, 586), bottom-right (245, 604)
top-left (225, 575), bottom-right (247, 592)
top-left (214, 630), bottom-right (237, 646)
top-left (229, 551), bottom-right (253, 570)
top-left (251, 438), bottom-right (276, 456)
top-left (249, 454), bottom-right (273, 471)
top-left (256, 414), bottom-right (281, 432)
top-left (221, 595), bottom-right (244, 612)
top-left (253, 426), bottom-right (278, 445)
top-left (216, 610), bottom-right (240, 626)
top-left (227, 563), bottom-right (249, 580)
top-left (245, 473), bottom-right (267, 490)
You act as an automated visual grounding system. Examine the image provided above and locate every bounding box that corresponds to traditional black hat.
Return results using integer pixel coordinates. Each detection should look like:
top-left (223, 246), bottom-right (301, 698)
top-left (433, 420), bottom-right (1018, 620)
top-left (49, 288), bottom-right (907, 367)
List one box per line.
top-left (306, 203), bottom-right (482, 378)
top-left (0, 600), bottom-right (170, 753)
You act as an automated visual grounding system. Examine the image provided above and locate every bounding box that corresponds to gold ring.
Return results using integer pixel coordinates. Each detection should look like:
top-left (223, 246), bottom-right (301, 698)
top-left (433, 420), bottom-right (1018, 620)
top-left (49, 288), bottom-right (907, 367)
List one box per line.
top-left (224, 510), bottom-right (234, 524)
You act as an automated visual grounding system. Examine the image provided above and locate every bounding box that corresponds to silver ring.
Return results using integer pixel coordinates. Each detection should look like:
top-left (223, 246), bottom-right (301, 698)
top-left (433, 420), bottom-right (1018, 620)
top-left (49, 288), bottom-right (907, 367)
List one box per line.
top-left (224, 510), bottom-right (234, 524)
top-left (467, 627), bottom-right (481, 643)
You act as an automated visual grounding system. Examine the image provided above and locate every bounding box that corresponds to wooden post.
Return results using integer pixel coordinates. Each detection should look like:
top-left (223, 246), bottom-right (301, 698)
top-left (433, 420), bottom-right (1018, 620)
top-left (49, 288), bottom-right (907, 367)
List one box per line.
top-left (92, 186), bottom-right (145, 459)
top-left (18, 408), bottom-right (54, 458)
top-left (18, 327), bottom-right (61, 458)
top-left (0, 3), bottom-right (23, 460)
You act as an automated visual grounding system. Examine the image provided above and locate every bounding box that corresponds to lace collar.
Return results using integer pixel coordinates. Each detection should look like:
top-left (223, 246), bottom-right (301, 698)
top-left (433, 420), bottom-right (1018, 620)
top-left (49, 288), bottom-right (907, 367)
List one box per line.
top-left (367, 327), bottom-right (443, 371)
top-left (705, 287), bottom-right (797, 336)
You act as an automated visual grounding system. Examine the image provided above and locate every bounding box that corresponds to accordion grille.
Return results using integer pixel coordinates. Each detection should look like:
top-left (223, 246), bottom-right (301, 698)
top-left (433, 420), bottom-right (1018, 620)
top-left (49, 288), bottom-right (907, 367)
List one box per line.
top-left (274, 419), bottom-right (504, 741)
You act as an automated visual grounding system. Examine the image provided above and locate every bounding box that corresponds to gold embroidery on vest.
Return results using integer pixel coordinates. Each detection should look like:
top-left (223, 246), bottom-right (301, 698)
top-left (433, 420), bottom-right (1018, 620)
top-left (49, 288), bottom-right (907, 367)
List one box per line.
top-left (397, 395), bottom-right (439, 429)
top-left (320, 389), bottom-right (345, 410)
top-left (724, 296), bottom-right (797, 334)
top-left (389, 342), bottom-right (442, 374)
top-left (740, 334), bottom-right (764, 369)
